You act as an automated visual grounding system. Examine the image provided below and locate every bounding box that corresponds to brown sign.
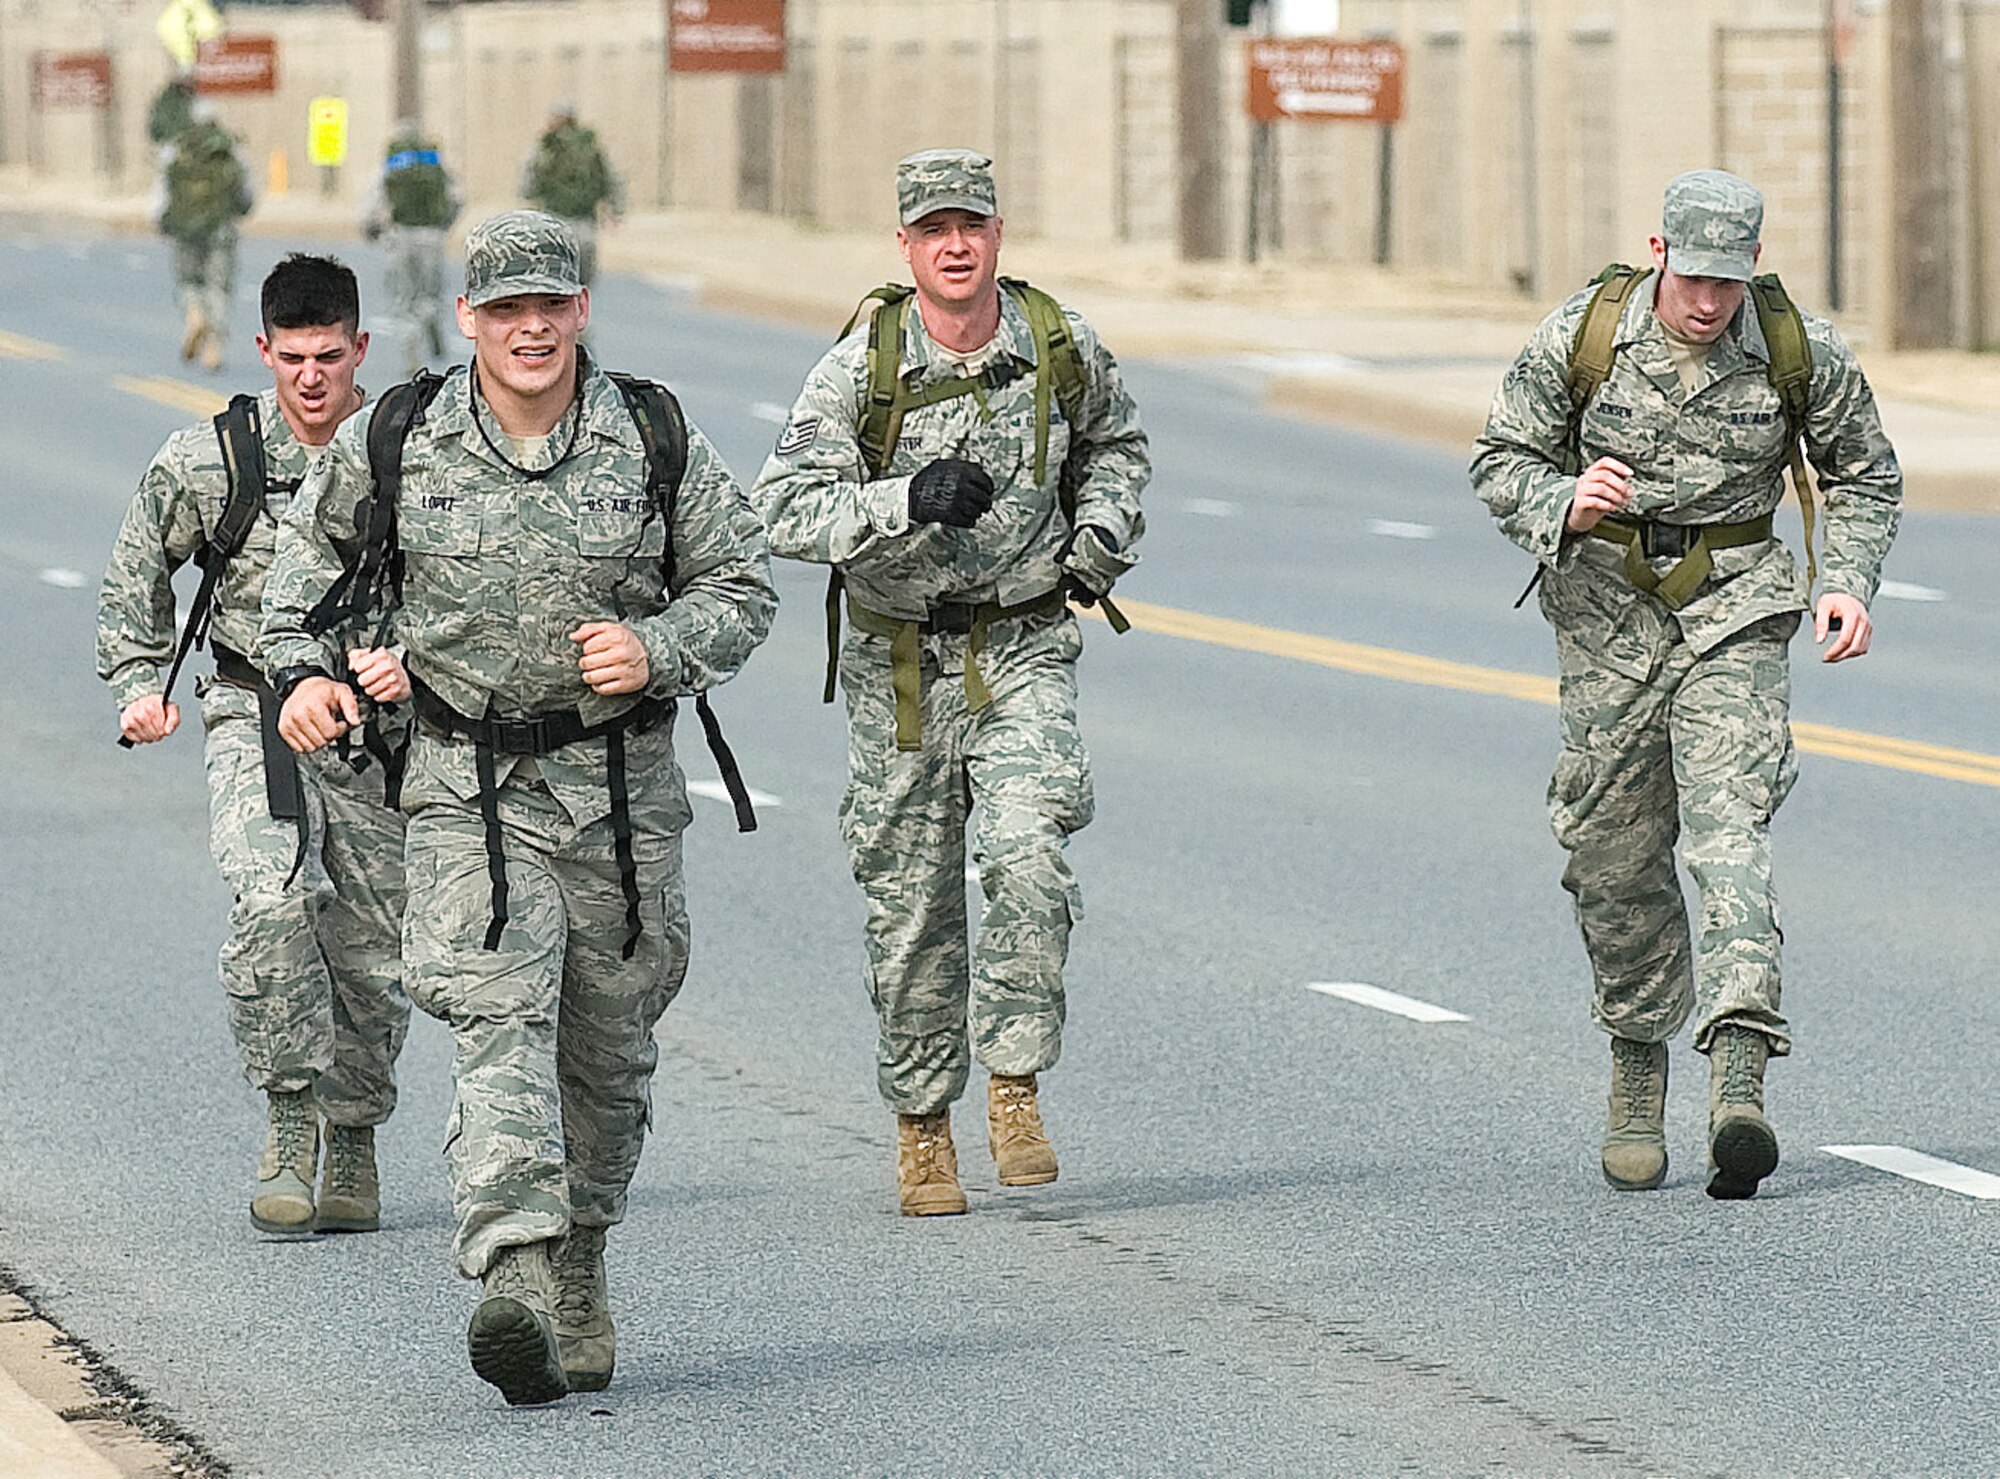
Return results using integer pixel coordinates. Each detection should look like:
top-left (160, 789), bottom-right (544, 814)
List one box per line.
top-left (669, 0), bottom-right (786, 74)
top-left (195, 35), bottom-right (278, 96)
top-left (1248, 38), bottom-right (1405, 124)
top-left (33, 52), bottom-right (113, 111)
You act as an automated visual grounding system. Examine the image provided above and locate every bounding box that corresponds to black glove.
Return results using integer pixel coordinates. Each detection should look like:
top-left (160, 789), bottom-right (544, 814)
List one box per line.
top-left (908, 458), bottom-right (995, 529)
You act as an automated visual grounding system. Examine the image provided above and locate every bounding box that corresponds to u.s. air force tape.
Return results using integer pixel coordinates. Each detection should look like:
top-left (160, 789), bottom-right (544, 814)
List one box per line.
top-left (775, 415), bottom-right (820, 457)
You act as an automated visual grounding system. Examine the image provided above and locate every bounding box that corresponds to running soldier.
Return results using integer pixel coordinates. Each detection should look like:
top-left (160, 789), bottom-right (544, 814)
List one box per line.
top-left (521, 105), bottom-right (621, 288)
top-left (98, 255), bottom-right (412, 1237)
top-left (156, 100), bottom-right (253, 373)
top-left (363, 119), bottom-right (462, 377)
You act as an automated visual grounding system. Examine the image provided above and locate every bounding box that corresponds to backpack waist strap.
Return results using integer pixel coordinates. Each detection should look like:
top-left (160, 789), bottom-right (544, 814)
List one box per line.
top-left (1587, 513), bottom-right (1775, 611)
top-left (844, 588), bottom-right (1067, 751)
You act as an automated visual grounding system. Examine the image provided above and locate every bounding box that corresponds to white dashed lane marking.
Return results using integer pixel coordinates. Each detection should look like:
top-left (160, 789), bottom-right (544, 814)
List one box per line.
top-left (1181, 497), bottom-right (1240, 518)
top-left (686, 779), bottom-right (782, 810)
top-left (1306, 981), bottom-right (1469, 1024)
top-left (38, 568), bottom-right (87, 589)
top-left (750, 402), bottom-right (790, 425)
top-left (1820, 1145), bottom-right (2000, 1199)
top-left (1366, 519), bottom-right (1438, 541)
top-left (1876, 580), bottom-right (1947, 603)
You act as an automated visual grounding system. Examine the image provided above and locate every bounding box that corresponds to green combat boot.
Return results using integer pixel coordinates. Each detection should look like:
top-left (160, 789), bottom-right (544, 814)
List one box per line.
top-left (250, 1089), bottom-right (318, 1237)
top-left (468, 1241), bottom-right (569, 1406)
top-left (551, 1226), bottom-right (614, 1392)
top-left (988, 1073), bottom-right (1059, 1187)
top-left (896, 1112), bottom-right (968, 1217)
top-left (1707, 1027), bottom-right (1780, 1200)
top-left (1600, 1038), bottom-right (1668, 1191)
top-left (316, 1123), bottom-right (380, 1233)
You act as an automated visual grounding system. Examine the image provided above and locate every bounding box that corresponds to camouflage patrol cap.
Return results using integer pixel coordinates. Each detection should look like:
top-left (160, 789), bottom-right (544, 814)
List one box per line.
top-left (462, 209), bottom-right (582, 307)
top-left (1661, 169), bottom-right (1763, 282)
top-left (896, 148), bottom-right (998, 225)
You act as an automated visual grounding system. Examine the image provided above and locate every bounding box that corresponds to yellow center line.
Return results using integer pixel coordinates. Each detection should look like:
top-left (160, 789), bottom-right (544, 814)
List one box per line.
top-left (0, 328), bottom-right (64, 361)
top-left (112, 374), bottom-right (229, 417)
top-left (1103, 596), bottom-right (2000, 789)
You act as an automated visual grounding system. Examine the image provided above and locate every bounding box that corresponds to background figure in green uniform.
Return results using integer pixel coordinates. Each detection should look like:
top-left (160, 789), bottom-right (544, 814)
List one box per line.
top-left (263, 212), bottom-right (774, 1406)
top-left (1470, 170), bottom-right (1901, 1201)
top-left (520, 104), bottom-right (621, 287)
top-left (754, 150), bottom-right (1150, 1218)
top-left (155, 99), bottom-right (252, 372)
top-left (146, 73), bottom-right (196, 151)
top-left (363, 119), bottom-right (462, 377)
top-left (97, 256), bottom-right (412, 1238)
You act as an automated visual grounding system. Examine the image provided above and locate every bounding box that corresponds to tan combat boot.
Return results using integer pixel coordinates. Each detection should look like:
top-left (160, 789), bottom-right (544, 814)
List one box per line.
top-left (1706, 1027), bottom-right (1779, 1200)
top-left (1600, 1038), bottom-right (1668, 1191)
top-left (468, 1241), bottom-right (569, 1406)
top-left (988, 1073), bottom-right (1059, 1187)
top-left (896, 1112), bottom-right (968, 1217)
top-left (250, 1088), bottom-right (319, 1236)
top-left (199, 323), bottom-right (224, 372)
top-left (316, 1123), bottom-right (380, 1233)
top-left (179, 303), bottom-right (205, 361)
top-left (551, 1226), bottom-right (614, 1392)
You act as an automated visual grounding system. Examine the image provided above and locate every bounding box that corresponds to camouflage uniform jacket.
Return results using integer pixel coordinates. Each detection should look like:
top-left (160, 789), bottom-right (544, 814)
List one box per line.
top-left (98, 388), bottom-right (317, 708)
top-left (1470, 281), bottom-right (1902, 668)
top-left (260, 364), bottom-right (776, 831)
top-left (754, 291), bottom-right (1150, 618)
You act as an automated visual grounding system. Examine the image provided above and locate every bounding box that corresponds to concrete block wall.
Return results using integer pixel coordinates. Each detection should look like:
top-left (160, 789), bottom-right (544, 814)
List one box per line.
top-left (0, 0), bottom-right (1993, 342)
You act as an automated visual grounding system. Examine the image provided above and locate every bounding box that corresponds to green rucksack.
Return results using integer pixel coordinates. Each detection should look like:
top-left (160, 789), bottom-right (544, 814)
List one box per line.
top-left (530, 125), bottom-right (613, 219)
top-left (817, 277), bottom-right (1127, 704)
top-left (162, 123), bottom-right (247, 240)
top-left (1566, 263), bottom-right (1820, 588)
top-left (383, 143), bottom-right (452, 228)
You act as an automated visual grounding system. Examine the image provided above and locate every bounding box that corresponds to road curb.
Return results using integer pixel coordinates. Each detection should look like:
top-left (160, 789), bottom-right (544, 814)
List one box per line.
top-left (0, 1361), bottom-right (121, 1479)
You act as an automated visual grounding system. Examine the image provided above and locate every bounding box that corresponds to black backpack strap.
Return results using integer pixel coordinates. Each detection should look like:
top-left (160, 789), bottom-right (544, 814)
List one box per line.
top-left (607, 372), bottom-right (689, 587)
top-left (121, 394), bottom-right (267, 750)
top-left (607, 371), bottom-right (757, 835)
top-left (305, 370), bottom-right (447, 639)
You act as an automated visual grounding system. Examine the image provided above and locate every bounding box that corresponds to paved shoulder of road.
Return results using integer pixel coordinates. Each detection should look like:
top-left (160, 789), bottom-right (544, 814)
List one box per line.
top-left (5, 168), bottom-right (1994, 511)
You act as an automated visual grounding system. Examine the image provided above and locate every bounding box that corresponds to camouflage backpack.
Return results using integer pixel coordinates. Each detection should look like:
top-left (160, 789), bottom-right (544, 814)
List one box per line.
top-left (1566, 262), bottom-right (1821, 587)
top-left (383, 144), bottom-right (452, 228)
top-left (530, 125), bottom-right (612, 219)
top-left (162, 124), bottom-right (247, 240)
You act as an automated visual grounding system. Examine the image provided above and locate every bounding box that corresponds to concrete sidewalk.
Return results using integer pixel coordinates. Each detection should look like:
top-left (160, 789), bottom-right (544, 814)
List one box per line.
top-left (6, 170), bottom-right (1995, 510)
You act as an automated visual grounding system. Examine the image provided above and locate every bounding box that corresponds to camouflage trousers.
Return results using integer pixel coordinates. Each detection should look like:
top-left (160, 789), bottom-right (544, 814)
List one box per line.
top-left (378, 225), bottom-right (448, 378)
top-left (1548, 611), bottom-right (1800, 1055)
top-left (200, 678), bottom-right (411, 1125)
top-left (561, 216), bottom-right (599, 288)
top-left (402, 771), bottom-right (689, 1279)
top-left (838, 608), bottom-right (1094, 1116)
top-left (170, 229), bottom-right (235, 334)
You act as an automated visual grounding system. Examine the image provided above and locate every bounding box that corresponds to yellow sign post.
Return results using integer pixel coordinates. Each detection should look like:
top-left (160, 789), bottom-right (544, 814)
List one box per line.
top-left (306, 96), bottom-right (349, 168)
top-left (156, 0), bottom-right (223, 69)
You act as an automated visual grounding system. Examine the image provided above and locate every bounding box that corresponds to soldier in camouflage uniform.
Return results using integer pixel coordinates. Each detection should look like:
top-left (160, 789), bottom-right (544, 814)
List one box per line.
top-left (363, 120), bottom-right (462, 378)
top-left (98, 255), bottom-right (412, 1239)
top-left (520, 105), bottom-right (622, 288)
top-left (1470, 171), bottom-right (1901, 1200)
top-left (263, 211), bottom-right (774, 1405)
top-left (754, 150), bottom-right (1150, 1217)
top-left (155, 100), bottom-right (253, 373)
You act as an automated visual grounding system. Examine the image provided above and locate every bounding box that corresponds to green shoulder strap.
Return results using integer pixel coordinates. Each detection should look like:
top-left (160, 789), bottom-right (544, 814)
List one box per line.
top-left (1000, 278), bottom-right (1086, 489)
top-left (1563, 263), bottom-right (1652, 475)
top-left (1748, 273), bottom-right (1818, 592)
top-left (849, 283), bottom-right (916, 480)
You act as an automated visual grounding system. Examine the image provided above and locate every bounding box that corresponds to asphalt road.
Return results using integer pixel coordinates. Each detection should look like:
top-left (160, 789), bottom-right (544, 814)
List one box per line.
top-left (0, 227), bottom-right (1996, 1479)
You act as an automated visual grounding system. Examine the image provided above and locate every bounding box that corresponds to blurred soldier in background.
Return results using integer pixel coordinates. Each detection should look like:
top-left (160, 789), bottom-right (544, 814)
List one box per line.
top-left (156, 99), bottom-right (253, 373)
top-left (364, 119), bottom-right (462, 377)
top-left (146, 73), bottom-right (196, 151)
top-left (521, 104), bottom-right (622, 288)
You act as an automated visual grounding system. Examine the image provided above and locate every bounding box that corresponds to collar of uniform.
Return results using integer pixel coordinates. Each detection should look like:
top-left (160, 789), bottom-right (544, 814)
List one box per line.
top-left (427, 360), bottom-right (636, 467)
top-left (256, 385), bottom-right (312, 479)
top-left (903, 288), bottom-right (1036, 388)
top-left (576, 362), bottom-right (645, 452)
